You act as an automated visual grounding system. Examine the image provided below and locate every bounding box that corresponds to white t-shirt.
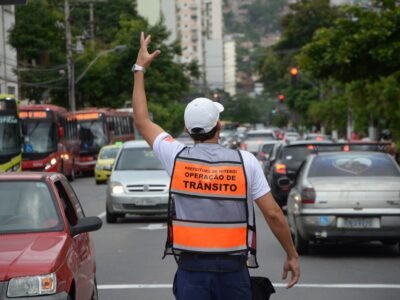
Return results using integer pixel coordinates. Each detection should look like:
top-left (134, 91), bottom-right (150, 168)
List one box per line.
top-left (153, 132), bottom-right (270, 202)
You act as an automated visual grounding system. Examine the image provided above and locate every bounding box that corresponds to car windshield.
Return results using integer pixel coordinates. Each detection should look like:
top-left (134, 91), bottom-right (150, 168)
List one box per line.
top-left (0, 181), bottom-right (62, 233)
top-left (79, 120), bottom-right (107, 154)
top-left (0, 115), bottom-right (21, 154)
top-left (22, 120), bottom-right (57, 154)
top-left (115, 147), bottom-right (164, 170)
top-left (99, 147), bottom-right (120, 159)
top-left (308, 154), bottom-right (400, 177)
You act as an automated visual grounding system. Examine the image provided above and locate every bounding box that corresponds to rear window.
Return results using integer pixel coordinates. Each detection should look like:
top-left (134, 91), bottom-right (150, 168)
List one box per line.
top-left (261, 144), bottom-right (275, 153)
top-left (308, 154), bottom-right (400, 177)
top-left (115, 147), bottom-right (164, 170)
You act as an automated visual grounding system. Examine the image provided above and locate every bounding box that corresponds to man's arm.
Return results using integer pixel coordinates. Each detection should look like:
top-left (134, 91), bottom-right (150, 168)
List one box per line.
top-left (255, 192), bottom-right (300, 288)
top-left (132, 32), bottom-right (164, 147)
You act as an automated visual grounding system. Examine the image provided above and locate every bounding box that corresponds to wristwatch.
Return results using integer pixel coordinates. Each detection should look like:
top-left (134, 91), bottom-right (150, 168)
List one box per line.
top-left (132, 64), bottom-right (146, 73)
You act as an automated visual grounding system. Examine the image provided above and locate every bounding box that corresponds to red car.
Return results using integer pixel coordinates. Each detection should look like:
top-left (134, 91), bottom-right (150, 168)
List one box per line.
top-left (0, 172), bottom-right (102, 299)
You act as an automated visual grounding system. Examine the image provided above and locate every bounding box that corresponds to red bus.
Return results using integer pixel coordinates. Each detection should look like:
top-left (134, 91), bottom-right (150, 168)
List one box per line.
top-left (19, 104), bottom-right (80, 180)
top-left (74, 108), bottom-right (135, 174)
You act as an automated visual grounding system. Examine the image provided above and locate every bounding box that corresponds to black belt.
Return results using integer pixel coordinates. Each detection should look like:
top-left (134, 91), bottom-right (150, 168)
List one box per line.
top-left (178, 253), bottom-right (247, 272)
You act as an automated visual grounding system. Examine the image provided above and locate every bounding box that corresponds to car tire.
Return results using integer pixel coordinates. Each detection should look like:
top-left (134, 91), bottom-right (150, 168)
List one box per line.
top-left (106, 206), bottom-right (118, 223)
top-left (294, 228), bottom-right (309, 255)
top-left (67, 161), bottom-right (75, 182)
top-left (95, 180), bottom-right (101, 185)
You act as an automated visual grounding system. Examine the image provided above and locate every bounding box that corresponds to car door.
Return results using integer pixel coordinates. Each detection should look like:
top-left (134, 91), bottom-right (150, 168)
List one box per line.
top-left (54, 178), bottom-right (94, 300)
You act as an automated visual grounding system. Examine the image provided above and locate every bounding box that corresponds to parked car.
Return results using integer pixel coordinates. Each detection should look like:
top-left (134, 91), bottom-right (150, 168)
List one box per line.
top-left (106, 140), bottom-right (170, 223)
top-left (94, 143), bottom-right (122, 184)
top-left (0, 172), bottom-right (102, 299)
top-left (286, 151), bottom-right (400, 254)
top-left (241, 129), bottom-right (277, 155)
top-left (267, 141), bottom-right (340, 208)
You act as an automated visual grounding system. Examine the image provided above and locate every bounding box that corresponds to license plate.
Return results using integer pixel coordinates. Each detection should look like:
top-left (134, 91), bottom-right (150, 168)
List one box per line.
top-left (337, 217), bottom-right (380, 229)
top-left (136, 198), bottom-right (157, 206)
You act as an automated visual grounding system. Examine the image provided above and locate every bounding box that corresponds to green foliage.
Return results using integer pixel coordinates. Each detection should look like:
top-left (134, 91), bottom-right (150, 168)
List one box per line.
top-left (299, 4), bottom-right (400, 82)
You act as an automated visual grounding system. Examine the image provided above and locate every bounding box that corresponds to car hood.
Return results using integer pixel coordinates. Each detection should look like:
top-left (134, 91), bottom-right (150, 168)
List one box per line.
top-left (0, 232), bottom-right (68, 280)
top-left (110, 170), bottom-right (170, 185)
top-left (97, 158), bottom-right (114, 166)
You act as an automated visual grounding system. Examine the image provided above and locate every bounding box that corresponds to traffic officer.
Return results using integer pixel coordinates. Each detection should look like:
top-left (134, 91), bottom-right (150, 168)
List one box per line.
top-left (132, 32), bottom-right (300, 300)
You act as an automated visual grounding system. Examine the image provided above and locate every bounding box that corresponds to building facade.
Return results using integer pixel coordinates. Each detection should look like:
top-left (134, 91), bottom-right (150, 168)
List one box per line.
top-left (0, 5), bottom-right (18, 97)
top-left (137, 0), bottom-right (227, 93)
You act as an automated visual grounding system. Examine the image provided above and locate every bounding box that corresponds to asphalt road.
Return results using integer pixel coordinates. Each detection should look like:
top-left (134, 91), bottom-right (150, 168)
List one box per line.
top-left (72, 177), bottom-right (400, 300)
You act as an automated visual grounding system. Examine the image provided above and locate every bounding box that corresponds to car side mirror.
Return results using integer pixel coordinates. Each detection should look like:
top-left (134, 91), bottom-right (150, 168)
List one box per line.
top-left (70, 216), bottom-right (103, 236)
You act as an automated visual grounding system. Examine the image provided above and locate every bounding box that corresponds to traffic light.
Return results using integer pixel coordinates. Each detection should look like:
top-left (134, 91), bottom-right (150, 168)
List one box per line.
top-left (279, 94), bottom-right (285, 103)
top-left (290, 67), bottom-right (299, 85)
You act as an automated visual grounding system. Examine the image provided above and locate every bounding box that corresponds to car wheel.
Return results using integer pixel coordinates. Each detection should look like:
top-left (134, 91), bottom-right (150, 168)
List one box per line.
top-left (67, 162), bottom-right (75, 182)
top-left (294, 228), bottom-right (309, 255)
top-left (95, 180), bottom-right (101, 185)
top-left (91, 278), bottom-right (99, 300)
top-left (106, 206), bottom-right (118, 223)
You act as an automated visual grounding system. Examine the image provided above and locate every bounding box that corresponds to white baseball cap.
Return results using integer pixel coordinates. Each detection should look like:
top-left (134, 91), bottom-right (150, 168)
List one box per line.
top-left (184, 97), bottom-right (224, 134)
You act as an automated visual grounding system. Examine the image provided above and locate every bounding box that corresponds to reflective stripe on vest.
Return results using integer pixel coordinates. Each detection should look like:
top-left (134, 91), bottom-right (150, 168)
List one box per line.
top-left (170, 158), bottom-right (246, 199)
top-left (172, 220), bottom-right (248, 252)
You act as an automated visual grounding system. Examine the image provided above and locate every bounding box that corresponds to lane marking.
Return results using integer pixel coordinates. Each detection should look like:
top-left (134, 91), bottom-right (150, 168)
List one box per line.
top-left (138, 224), bottom-right (167, 230)
top-left (98, 283), bottom-right (400, 290)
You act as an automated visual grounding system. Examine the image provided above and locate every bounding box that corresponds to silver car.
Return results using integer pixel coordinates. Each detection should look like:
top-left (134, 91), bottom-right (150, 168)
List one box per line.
top-left (287, 151), bottom-right (400, 254)
top-left (106, 140), bottom-right (170, 223)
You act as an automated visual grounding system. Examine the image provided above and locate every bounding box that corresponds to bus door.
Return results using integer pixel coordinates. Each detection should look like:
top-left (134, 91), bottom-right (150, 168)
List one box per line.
top-left (0, 96), bottom-right (21, 172)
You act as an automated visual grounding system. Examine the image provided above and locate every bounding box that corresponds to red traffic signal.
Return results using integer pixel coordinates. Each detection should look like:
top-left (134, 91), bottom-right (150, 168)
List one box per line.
top-left (279, 94), bottom-right (285, 102)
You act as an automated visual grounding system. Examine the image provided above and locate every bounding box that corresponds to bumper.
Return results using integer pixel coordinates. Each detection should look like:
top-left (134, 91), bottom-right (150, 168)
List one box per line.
top-left (107, 193), bottom-right (169, 215)
top-left (95, 169), bottom-right (111, 182)
top-left (1, 292), bottom-right (69, 300)
top-left (295, 214), bottom-right (400, 241)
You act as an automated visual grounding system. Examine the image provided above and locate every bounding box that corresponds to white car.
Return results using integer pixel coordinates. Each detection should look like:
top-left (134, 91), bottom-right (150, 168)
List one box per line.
top-left (106, 140), bottom-right (170, 223)
top-left (241, 129), bottom-right (277, 155)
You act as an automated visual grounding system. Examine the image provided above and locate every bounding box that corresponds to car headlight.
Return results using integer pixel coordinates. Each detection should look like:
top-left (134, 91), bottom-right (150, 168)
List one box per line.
top-left (44, 158), bottom-right (57, 170)
top-left (95, 164), bottom-right (103, 170)
top-left (104, 165), bottom-right (113, 171)
top-left (110, 182), bottom-right (124, 194)
top-left (7, 273), bottom-right (56, 297)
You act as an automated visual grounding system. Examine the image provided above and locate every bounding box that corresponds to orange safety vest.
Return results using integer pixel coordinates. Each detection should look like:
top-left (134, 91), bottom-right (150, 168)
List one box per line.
top-left (164, 147), bottom-right (258, 268)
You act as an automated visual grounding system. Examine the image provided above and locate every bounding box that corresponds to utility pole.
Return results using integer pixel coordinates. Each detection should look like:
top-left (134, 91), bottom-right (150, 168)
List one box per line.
top-left (64, 0), bottom-right (75, 111)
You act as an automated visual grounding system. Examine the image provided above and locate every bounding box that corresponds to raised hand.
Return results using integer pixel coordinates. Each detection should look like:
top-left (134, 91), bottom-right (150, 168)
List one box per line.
top-left (135, 32), bottom-right (161, 69)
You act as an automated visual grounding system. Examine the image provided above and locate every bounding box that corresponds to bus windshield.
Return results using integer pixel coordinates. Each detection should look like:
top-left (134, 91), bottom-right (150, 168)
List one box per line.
top-left (78, 120), bottom-right (107, 154)
top-left (0, 115), bottom-right (21, 154)
top-left (22, 120), bottom-right (57, 153)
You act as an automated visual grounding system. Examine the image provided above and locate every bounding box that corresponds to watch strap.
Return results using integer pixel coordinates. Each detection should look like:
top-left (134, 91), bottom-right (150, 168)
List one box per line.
top-left (132, 64), bottom-right (146, 73)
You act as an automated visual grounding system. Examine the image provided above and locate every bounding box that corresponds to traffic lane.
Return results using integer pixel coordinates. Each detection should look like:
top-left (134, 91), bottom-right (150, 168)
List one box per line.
top-left (72, 177), bottom-right (400, 299)
top-left (71, 176), bottom-right (107, 216)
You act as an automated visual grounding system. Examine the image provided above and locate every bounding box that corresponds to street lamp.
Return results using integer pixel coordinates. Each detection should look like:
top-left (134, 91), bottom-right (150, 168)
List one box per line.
top-left (74, 45), bottom-right (127, 85)
top-left (68, 45), bottom-right (127, 111)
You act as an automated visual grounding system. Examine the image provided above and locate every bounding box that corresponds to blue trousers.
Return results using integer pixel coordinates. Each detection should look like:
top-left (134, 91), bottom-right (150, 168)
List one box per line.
top-left (172, 254), bottom-right (252, 300)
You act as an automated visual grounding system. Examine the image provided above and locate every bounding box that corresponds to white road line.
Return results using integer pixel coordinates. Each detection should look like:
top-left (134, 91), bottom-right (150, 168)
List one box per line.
top-left (97, 211), bottom-right (106, 219)
top-left (98, 283), bottom-right (400, 290)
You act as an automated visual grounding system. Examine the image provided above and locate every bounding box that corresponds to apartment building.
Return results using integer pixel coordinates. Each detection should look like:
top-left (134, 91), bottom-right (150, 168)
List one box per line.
top-left (0, 4), bottom-right (18, 97)
top-left (137, 0), bottom-right (228, 92)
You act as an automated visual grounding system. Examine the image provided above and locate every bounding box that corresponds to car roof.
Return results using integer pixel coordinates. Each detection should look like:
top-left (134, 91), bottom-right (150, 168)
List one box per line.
top-left (284, 140), bottom-right (334, 147)
top-left (122, 140), bottom-right (151, 149)
top-left (100, 144), bottom-right (121, 150)
top-left (314, 151), bottom-right (387, 157)
top-left (247, 129), bottom-right (274, 134)
top-left (0, 172), bottom-right (62, 181)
